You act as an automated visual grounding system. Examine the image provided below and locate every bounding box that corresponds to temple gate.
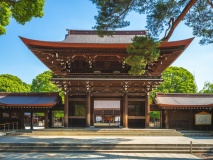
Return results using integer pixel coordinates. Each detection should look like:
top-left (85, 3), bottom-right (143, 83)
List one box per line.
top-left (21, 30), bottom-right (193, 128)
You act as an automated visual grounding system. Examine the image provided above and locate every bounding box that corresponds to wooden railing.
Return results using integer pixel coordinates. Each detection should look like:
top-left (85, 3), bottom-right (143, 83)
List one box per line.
top-left (0, 122), bottom-right (18, 133)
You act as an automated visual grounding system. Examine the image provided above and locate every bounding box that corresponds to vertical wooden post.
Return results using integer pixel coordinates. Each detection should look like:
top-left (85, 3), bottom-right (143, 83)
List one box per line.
top-left (90, 97), bottom-right (94, 126)
top-left (112, 109), bottom-right (115, 123)
top-left (120, 100), bottom-right (123, 127)
top-left (86, 92), bottom-right (91, 127)
top-left (164, 110), bottom-right (169, 129)
top-left (189, 109), bottom-right (192, 130)
top-left (45, 109), bottom-right (49, 128)
top-left (30, 112), bottom-right (33, 130)
top-left (102, 110), bottom-right (104, 123)
top-left (64, 93), bottom-right (69, 128)
top-left (145, 92), bottom-right (150, 128)
top-left (0, 110), bottom-right (3, 125)
top-left (123, 92), bottom-right (128, 128)
top-left (160, 111), bottom-right (163, 128)
top-left (20, 109), bottom-right (25, 129)
top-left (49, 109), bottom-right (52, 128)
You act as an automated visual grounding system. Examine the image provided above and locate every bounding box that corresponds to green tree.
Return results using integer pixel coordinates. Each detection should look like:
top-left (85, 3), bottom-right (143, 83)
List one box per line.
top-left (149, 66), bottom-right (197, 119)
top-left (91, 0), bottom-right (213, 45)
top-left (31, 70), bottom-right (64, 101)
top-left (149, 111), bottom-right (160, 120)
top-left (199, 81), bottom-right (213, 93)
top-left (125, 36), bottom-right (160, 75)
top-left (153, 66), bottom-right (197, 94)
top-left (31, 70), bottom-right (59, 92)
top-left (31, 71), bottom-right (64, 118)
top-left (0, 74), bottom-right (30, 92)
top-left (0, 0), bottom-right (45, 35)
top-left (91, 0), bottom-right (213, 75)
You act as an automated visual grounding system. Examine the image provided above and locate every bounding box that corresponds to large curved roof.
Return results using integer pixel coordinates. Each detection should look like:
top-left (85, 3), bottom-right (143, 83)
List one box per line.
top-left (20, 30), bottom-right (194, 77)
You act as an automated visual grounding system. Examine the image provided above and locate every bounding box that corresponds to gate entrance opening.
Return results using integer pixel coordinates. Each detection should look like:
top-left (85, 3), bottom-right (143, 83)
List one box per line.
top-left (94, 100), bottom-right (120, 127)
top-left (24, 112), bottom-right (45, 129)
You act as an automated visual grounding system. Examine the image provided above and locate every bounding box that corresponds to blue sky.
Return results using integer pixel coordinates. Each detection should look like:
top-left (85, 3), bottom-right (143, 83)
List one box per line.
top-left (0, 0), bottom-right (212, 91)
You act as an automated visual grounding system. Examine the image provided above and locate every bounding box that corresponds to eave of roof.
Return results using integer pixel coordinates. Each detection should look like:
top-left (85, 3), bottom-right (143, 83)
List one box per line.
top-left (0, 92), bottom-right (60, 107)
top-left (154, 93), bottom-right (213, 107)
top-left (19, 36), bottom-right (194, 50)
top-left (19, 31), bottom-right (194, 77)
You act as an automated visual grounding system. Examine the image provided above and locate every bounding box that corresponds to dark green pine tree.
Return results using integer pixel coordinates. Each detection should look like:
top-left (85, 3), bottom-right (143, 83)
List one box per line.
top-left (91, 0), bottom-right (213, 44)
top-left (91, 0), bottom-right (213, 75)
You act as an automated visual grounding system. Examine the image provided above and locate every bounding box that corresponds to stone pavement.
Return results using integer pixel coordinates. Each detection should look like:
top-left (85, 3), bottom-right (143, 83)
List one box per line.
top-left (0, 152), bottom-right (200, 159)
top-left (0, 135), bottom-right (213, 144)
top-left (0, 135), bottom-right (212, 159)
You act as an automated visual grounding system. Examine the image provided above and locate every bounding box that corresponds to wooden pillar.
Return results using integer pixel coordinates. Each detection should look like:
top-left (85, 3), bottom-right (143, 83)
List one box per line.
top-left (120, 100), bottom-right (123, 127)
top-left (64, 93), bottom-right (69, 128)
top-left (145, 92), bottom-right (150, 128)
top-left (20, 109), bottom-right (25, 129)
top-left (30, 112), bottom-right (33, 130)
top-left (189, 109), bottom-right (192, 130)
top-left (90, 98), bottom-right (94, 126)
top-left (0, 109), bottom-right (3, 124)
top-left (160, 111), bottom-right (163, 128)
top-left (112, 109), bottom-right (115, 123)
top-left (48, 109), bottom-right (52, 128)
top-left (86, 92), bottom-right (91, 127)
top-left (45, 109), bottom-right (49, 128)
top-left (164, 110), bottom-right (169, 129)
top-left (123, 92), bottom-right (128, 128)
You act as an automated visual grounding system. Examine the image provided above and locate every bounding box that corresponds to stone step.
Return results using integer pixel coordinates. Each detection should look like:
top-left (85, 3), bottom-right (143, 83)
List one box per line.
top-left (0, 143), bottom-right (213, 153)
top-left (178, 130), bottom-right (213, 136)
top-left (7, 129), bottom-right (184, 136)
top-left (8, 129), bottom-right (213, 136)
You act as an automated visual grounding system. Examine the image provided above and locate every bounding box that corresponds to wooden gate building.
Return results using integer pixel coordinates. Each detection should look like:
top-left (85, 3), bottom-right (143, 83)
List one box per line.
top-left (153, 93), bottom-right (213, 130)
top-left (20, 30), bottom-right (193, 128)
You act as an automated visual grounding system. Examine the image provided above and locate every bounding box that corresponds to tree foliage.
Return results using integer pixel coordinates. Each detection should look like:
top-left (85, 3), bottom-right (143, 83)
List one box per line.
top-left (199, 81), bottom-right (213, 93)
top-left (91, 0), bottom-right (213, 44)
top-left (125, 36), bottom-right (160, 75)
top-left (54, 111), bottom-right (64, 119)
top-left (31, 70), bottom-right (59, 92)
top-left (0, 74), bottom-right (30, 92)
top-left (149, 66), bottom-right (197, 119)
top-left (0, 0), bottom-right (45, 35)
top-left (31, 70), bottom-right (64, 102)
top-left (153, 66), bottom-right (197, 94)
top-left (149, 111), bottom-right (160, 120)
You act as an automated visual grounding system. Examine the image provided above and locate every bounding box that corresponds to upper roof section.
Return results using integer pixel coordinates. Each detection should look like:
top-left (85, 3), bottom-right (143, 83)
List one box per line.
top-left (20, 29), bottom-right (194, 77)
top-left (0, 92), bottom-right (61, 107)
top-left (154, 93), bottom-right (213, 108)
top-left (63, 30), bottom-right (147, 44)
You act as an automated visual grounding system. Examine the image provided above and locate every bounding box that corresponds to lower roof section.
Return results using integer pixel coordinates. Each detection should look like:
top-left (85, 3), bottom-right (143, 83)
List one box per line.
top-left (154, 93), bottom-right (213, 108)
top-left (0, 92), bottom-right (61, 107)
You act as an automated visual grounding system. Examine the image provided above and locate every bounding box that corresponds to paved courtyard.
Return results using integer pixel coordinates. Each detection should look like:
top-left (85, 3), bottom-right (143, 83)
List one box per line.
top-left (0, 152), bottom-right (200, 159)
top-left (1, 135), bottom-right (213, 159)
top-left (0, 135), bottom-right (213, 144)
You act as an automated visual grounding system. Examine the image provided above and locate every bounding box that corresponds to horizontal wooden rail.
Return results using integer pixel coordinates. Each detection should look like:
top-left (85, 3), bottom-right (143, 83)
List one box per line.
top-left (0, 122), bottom-right (18, 133)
